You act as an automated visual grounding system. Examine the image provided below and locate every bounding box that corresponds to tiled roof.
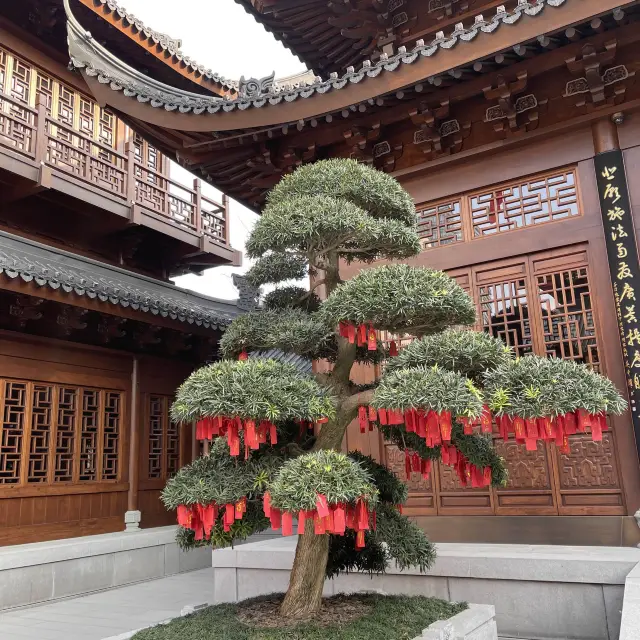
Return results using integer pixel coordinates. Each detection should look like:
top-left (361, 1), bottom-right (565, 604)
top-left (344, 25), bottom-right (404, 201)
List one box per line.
top-left (0, 230), bottom-right (240, 329)
top-left (250, 349), bottom-right (313, 375)
top-left (66, 0), bottom-right (570, 115)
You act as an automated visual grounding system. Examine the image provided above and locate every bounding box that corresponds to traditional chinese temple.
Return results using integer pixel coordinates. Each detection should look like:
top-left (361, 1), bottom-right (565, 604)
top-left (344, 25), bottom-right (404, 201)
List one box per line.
top-left (0, 0), bottom-right (254, 547)
top-left (3, 0), bottom-right (640, 553)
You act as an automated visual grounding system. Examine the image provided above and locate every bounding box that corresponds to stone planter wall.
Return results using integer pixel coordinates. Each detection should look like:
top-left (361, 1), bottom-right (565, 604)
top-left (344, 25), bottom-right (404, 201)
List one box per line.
top-left (419, 604), bottom-right (497, 640)
top-left (0, 526), bottom-right (212, 610)
top-left (213, 538), bottom-right (640, 640)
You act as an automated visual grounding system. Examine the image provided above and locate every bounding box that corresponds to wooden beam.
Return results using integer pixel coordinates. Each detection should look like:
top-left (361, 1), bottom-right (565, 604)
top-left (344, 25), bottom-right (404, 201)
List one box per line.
top-left (1, 165), bottom-right (51, 206)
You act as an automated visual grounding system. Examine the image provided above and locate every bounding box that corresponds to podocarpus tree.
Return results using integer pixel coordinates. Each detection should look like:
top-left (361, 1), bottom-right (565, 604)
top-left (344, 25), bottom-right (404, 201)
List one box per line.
top-left (163, 159), bottom-right (626, 619)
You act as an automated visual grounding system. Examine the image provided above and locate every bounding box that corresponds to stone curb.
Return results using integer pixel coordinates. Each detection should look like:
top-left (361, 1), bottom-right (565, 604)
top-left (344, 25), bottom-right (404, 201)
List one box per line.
top-left (101, 602), bottom-right (496, 640)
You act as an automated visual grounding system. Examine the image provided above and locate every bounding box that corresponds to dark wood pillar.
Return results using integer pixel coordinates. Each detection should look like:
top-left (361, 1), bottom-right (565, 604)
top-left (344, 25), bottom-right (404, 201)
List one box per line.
top-left (126, 356), bottom-right (141, 530)
top-left (591, 117), bottom-right (640, 469)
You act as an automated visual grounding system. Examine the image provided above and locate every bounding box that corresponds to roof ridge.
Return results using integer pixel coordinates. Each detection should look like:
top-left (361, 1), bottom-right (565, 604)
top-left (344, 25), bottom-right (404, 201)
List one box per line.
top-left (67, 0), bottom-right (570, 114)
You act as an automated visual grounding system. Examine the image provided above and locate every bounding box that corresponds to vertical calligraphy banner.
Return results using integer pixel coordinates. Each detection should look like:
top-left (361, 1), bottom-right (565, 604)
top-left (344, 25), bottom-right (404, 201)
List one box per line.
top-left (594, 149), bottom-right (640, 445)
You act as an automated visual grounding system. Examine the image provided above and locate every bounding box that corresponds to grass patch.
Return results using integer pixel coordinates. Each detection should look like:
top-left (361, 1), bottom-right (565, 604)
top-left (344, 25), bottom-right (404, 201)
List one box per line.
top-left (132, 593), bottom-right (466, 640)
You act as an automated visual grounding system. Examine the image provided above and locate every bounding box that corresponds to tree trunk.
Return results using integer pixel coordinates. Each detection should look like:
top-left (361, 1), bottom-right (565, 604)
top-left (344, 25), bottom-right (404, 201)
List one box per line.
top-left (280, 528), bottom-right (329, 618)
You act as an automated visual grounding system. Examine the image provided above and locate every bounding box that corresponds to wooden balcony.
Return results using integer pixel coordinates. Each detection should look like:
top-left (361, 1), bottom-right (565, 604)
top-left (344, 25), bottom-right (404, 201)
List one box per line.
top-left (0, 93), bottom-right (240, 269)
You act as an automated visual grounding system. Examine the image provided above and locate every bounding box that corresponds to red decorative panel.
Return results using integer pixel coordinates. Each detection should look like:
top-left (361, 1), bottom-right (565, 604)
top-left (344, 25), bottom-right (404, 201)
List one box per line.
top-left (478, 278), bottom-right (533, 356)
top-left (417, 201), bottom-right (463, 249)
top-left (536, 266), bottom-right (600, 369)
top-left (471, 170), bottom-right (579, 237)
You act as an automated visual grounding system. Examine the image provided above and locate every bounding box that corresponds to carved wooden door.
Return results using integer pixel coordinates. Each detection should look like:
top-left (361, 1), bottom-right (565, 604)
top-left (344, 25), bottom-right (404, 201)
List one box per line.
top-left (383, 244), bottom-right (625, 517)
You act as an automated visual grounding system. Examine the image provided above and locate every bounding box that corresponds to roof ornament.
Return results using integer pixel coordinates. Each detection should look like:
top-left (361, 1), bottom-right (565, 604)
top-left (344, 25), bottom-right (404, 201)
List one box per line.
top-left (238, 72), bottom-right (276, 100)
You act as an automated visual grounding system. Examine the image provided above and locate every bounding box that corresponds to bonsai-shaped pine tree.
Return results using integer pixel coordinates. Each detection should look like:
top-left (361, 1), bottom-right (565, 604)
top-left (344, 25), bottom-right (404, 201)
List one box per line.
top-left (163, 159), bottom-right (626, 619)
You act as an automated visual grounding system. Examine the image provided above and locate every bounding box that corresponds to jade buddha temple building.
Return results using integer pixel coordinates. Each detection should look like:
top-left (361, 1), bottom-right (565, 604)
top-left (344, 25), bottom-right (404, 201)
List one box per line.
top-left (2, 0), bottom-right (640, 552)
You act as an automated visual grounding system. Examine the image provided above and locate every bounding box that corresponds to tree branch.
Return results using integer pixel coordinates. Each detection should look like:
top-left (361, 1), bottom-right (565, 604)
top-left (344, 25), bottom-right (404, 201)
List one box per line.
top-left (343, 389), bottom-right (375, 413)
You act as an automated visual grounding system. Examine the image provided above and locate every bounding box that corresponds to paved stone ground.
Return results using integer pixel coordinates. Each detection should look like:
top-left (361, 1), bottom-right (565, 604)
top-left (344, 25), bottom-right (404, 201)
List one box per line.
top-left (0, 567), bottom-right (215, 640)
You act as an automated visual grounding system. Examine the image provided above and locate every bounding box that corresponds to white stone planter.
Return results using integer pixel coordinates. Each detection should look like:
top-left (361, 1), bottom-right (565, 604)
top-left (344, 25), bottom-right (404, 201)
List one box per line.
top-left (418, 604), bottom-right (497, 640)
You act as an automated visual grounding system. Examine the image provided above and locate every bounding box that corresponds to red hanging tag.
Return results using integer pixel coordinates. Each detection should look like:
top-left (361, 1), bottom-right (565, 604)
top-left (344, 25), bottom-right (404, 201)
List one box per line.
top-left (238, 351), bottom-right (248, 361)
top-left (314, 512), bottom-right (326, 535)
top-left (358, 406), bottom-right (369, 434)
top-left (246, 420), bottom-right (258, 450)
top-left (390, 410), bottom-right (404, 425)
top-left (195, 524), bottom-right (205, 540)
top-left (213, 416), bottom-right (223, 437)
top-left (480, 406), bottom-right (492, 433)
top-left (225, 503), bottom-right (235, 527)
top-left (389, 340), bottom-right (399, 357)
top-left (448, 446), bottom-right (458, 465)
top-left (270, 508), bottom-right (282, 530)
top-left (177, 505), bottom-right (191, 527)
top-left (269, 422), bottom-right (278, 445)
top-left (497, 415), bottom-right (509, 441)
top-left (229, 435), bottom-right (240, 457)
top-left (470, 465), bottom-right (480, 488)
top-left (513, 417), bottom-right (525, 439)
top-left (539, 417), bottom-right (554, 440)
top-left (355, 530), bottom-right (365, 550)
top-left (525, 438), bottom-right (538, 451)
top-left (378, 408), bottom-right (388, 425)
top-left (356, 499), bottom-right (369, 531)
top-left (427, 411), bottom-right (439, 441)
top-left (281, 512), bottom-right (293, 536)
top-left (316, 494), bottom-right (330, 518)
top-left (367, 325), bottom-right (377, 351)
top-left (421, 458), bottom-right (432, 479)
top-left (564, 412), bottom-right (577, 435)
top-left (235, 500), bottom-right (245, 520)
top-left (333, 504), bottom-right (346, 535)
top-left (525, 418), bottom-right (539, 440)
top-left (416, 411), bottom-right (426, 438)
top-left (405, 451), bottom-right (412, 478)
top-left (560, 434), bottom-right (571, 454)
top-left (324, 509), bottom-right (335, 534)
top-left (298, 510), bottom-right (307, 535)
top-left (339, 321), bottom-right (350, 339)
top-left (460, 417), bottom-right (473, 435)
top-left (591, 418), bottom-right (603, 442)
top-left (411, 452), bottom-right (421, 472)
top-left (345, 505), bottom-right (356, 530)
top-left (441, 446), bottom-right (449, 465)
top-left (577, 409), bottom-right (591, 433)
top-left (357, 324), bottom-right (367, 347)
top-left (316, 417), bottom-right (329, 425)
top-left (263, 492), bottom-right (271, 518)
top-left (196, 420), bottom-right (205, 441)
top-left (199, 504), bottom-right (215, 536)
top-left (439, 411), bottom-right (452, 442)
top-left (483, 467), bottom-right (492, 487)
top-left (347, 323), bottom-right (356, 344)
top-left (368, 406), bottom-right (377, 422)
top-left (404, 408), bottom-right (415, 433)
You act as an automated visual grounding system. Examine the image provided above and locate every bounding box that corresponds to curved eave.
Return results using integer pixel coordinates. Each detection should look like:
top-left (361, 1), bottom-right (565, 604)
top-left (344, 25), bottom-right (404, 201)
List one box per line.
top-left (70, 0), bottom-right (619, 133)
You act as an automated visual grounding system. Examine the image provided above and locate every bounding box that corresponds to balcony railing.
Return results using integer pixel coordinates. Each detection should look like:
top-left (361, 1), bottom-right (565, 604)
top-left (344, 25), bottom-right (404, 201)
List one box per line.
top-left (0, 93), bottom-right (229, 247)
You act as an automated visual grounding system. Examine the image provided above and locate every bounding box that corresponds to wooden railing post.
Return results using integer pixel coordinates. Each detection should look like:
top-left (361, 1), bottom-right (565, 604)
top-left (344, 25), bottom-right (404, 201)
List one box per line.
top-left (125, 140), bottom-right (136, 217)
top-left (194, 177), bottom-right (202, 234)
top-left (34, 94), bottom-right (48, 166)
top-left (223, 193), bottom-right (230, 246)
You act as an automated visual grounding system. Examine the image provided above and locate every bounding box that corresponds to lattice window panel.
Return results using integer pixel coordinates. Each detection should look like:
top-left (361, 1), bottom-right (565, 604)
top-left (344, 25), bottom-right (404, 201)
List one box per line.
top-left (537, 266), bottom-right (600, 370)
top-left (417, 201), bottom-right (463, 249)
top-left (0, 49), bottom-right (7, 93)
top-left (478, 278), bottom-right (533, 356)
top-left (55, 387), bottom-right (77, 482)
top-left (9, 56), bottom-right (31, 106)
top-left (28, 385), bottom-right (53, 483)
top-left (146, 395), bottom-right (181, 481)
top-left (470, 170), bottom-right (579, 237)
top-left (0, 379), bottom-right (123, 487)
top-left (35, 72), bottom-right (54, 113)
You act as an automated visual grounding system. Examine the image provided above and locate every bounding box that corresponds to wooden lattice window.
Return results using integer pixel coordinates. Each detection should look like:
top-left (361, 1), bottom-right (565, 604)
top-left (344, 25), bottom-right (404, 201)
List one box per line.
top-left (0, 379), bottom-right (123, 486)
top-left (145, 395), bottom-right (181, 481)
top-left (470, 170), bottom-right (580, 237)
top-left (417, 200), bottom-right (463, 249)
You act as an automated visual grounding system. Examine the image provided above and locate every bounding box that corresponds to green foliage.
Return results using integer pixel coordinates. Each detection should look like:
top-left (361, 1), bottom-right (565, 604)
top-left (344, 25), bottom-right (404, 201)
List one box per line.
top-left (451, 425), bottom-right (508, 487)
top-left (264, 286), bottom-right (321, 312)
top-left (162, 439), bottom-right (282, 510)
top-left (268, 450), bottom-right (379, 512)
top-left (267, 158), bottom-right (416, 225)
top-left (484, 355), bottom-right (627, 418)
top-left (220, 309), bottom-right (332, 360)
top-left (378, 424), bottom-right (443, 462)
top-left (175, 500), bottom-right (269, 551)
top-left (347, 451), bottom-right (408, 506)
top-left (246, 195), bottom-right (420, 262)
top-left (326, 531), bottom-right (390, 578)
top-left (171, 359), bottom-right (335, 424)
top-left (372, 366), bottom-right (484, 419)
top-left (131, 593), bottom-right (467, 640)
top-left (245, 253), bottom-right (308, 288)
top-left (321, 265), bottom-right (476, 335)
top-left (386, 330), bottom-right (512, 383)
top-left (375, 504), bottom-right (436, 573)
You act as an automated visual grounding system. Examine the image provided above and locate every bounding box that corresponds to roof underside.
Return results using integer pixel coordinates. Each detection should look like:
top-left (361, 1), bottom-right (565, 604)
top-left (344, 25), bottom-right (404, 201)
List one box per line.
top-left (64, 0), bottom-right (640, 212)
top-left (0, 231), bottom-right (240, 329)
